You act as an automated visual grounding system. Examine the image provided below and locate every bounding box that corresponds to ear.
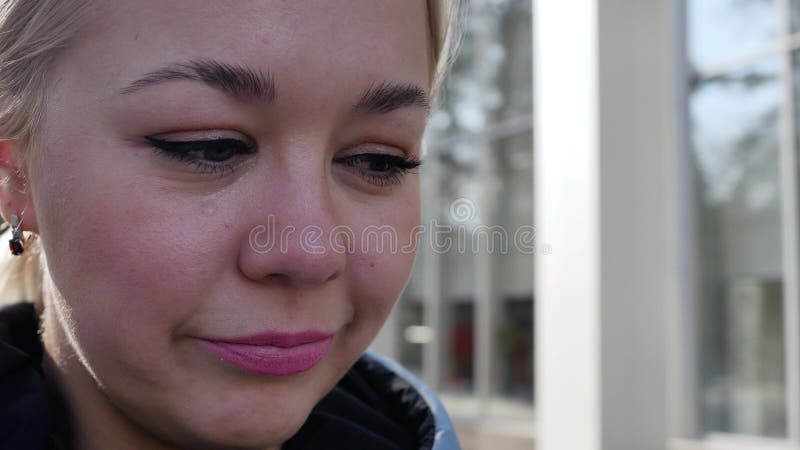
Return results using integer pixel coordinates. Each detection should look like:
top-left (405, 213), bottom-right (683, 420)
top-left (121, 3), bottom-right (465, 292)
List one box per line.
top-left (0, 139), bottom-right (39, 234)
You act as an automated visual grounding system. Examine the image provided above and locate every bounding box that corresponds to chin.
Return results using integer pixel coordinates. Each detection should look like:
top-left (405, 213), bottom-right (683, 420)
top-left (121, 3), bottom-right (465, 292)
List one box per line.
top-left (121, 381), bottom-right (318, 450)
top-left (166, 410), bottom-right (309, 450)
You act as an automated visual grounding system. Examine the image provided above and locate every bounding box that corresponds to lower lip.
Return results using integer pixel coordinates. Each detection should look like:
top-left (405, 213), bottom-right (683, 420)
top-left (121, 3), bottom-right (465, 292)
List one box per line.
top-left (199, 336), bottom-right (334, 376)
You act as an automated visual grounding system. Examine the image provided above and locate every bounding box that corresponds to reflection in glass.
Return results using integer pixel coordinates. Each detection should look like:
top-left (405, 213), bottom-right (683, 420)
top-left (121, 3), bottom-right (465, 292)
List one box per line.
top-left (396, 249), bottom-right (426, 377)
top-left (408, 0), bottom-right (534, 409)
top-left (428, 0), bottom-right (532, 139)
top-left (443, 301), bottom-right (475, 393)
top-left (490, 132), bottom-right (534, 406)
top-left (493, 298), bottom-right (533, 404)
top-left (397, 297), bottom-right (425, 376)
top-left (690, 59), bottom-right (786, 437)
top-left (687, 0), bottom-right (776, 69)
top-left (490, 0), bottom-right (532, 124)
top-left (438, 148), bottom-right (478, 393)
top-left (793, 52), bottom-right (800, 181)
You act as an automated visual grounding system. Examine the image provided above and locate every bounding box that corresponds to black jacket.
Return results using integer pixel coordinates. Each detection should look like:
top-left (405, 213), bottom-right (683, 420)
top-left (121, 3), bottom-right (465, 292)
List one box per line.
top-left (0, 302), bottom-right (460, 450)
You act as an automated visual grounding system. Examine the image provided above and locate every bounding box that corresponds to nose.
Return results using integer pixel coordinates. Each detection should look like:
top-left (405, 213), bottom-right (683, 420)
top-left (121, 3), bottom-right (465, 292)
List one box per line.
top-left (237, 168), bottom-right (347, 288)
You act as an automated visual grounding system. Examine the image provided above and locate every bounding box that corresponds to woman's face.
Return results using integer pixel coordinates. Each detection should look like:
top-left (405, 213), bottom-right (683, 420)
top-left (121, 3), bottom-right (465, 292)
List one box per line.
top-left (25, 1), bottom-right (428, 448)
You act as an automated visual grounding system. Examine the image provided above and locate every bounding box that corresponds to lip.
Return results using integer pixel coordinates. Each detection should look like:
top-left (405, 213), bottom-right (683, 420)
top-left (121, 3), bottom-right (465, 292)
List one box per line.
top-left (198, 331), bottom-right (335, 376)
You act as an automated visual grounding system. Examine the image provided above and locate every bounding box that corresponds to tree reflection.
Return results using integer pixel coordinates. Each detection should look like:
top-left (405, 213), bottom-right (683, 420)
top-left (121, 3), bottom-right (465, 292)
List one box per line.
top-left (691, 63), bottom-right (786, 437)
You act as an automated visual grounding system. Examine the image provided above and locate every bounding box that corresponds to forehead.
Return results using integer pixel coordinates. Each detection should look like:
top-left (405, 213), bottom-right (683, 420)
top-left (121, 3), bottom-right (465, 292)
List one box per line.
top-left (49, 0), bottom-right (430, 107)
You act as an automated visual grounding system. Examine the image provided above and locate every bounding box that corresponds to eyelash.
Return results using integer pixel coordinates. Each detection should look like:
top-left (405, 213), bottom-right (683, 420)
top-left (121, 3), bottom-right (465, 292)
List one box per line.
top-left (333, 153), bottom-right (422, 186)
top-left (145, 136), bottom-right (422, 186)
top-left (146, 136), bottom-right (255, 178)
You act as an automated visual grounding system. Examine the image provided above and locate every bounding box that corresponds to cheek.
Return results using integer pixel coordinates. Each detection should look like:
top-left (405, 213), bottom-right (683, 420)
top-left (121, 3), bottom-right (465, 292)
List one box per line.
top-left (347, 189), bottom-right (421, 325)
top-left (32, 137), bottom-right (228, 361)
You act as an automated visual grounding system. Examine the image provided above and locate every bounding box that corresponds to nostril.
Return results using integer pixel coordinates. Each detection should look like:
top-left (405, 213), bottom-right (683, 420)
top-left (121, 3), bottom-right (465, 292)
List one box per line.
top-left (325, 268), bottom-right (342, 282)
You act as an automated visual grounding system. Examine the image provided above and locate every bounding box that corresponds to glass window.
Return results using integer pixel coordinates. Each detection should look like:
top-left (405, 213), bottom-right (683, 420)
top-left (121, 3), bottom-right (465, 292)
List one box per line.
top-left (438, 147), bottom-right (479, 394)
top-left (791, 0), bottom-right (800, 34)
top-left (428, 0), bottom-right (532, 139)
top-left (689, 59), bottom-right (786, 437)
top-left (427, 11), bottom-right (479, 139)
top-left (397, 268), bottom-right (425, 377)
top-left (490, 131), bottom-right (534, 407)
top-left (792, 51), bottom-right (800, 173)
top-left (443, 300), bottom-right (476, 393)
top-left (487, 0), bottom-right (533, 124)
top-left (493, 297), bottom-right (533, 402)
top-left (687, 0), bottom-right (777, 69)
top-left (396, 0), bottom-right (533, 422)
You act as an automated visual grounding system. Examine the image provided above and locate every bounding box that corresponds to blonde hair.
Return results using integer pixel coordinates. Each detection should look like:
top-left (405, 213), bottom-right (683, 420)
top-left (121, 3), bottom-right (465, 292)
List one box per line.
top-left (0, 0), bottom-right (465, 311)
top-left (428, 0), bottom-right (466, 102)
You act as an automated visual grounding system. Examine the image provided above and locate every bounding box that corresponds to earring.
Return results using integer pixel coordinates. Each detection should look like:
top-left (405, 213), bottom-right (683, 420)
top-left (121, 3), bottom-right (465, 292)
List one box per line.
top-left (8, 213), bottom-right (24, 256)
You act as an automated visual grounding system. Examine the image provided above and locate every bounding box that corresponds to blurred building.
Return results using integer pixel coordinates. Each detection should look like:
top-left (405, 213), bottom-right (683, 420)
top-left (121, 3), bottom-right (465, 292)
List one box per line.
top-left (370, 0), bottom-right (800, 449)
top-left (371, 0), bottom-right (535, 448)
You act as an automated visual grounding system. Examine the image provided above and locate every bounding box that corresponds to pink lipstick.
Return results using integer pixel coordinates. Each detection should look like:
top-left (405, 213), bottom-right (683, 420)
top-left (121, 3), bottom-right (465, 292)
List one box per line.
top-left (199, 331), bottom-right (335, 376)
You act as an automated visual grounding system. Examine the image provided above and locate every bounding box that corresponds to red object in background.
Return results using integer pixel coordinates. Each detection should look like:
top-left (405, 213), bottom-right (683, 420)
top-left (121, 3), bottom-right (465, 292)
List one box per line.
top-left (452, 321), bottom-right (473, 380)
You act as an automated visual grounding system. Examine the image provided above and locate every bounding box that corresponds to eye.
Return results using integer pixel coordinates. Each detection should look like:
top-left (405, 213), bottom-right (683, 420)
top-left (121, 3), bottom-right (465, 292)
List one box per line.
top-left (334, 152), bottom-right (422, 187)
top-left (145, 136), bottom-right (257, 177)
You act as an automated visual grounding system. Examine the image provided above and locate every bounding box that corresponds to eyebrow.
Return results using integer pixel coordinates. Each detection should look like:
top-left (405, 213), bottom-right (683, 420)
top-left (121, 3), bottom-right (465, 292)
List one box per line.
top-left (353, 81), bottom-right (430, 115)
top-left (119, 58), bottom-right (429, 115)
top-left (118, 58), bottom-right (276, 102)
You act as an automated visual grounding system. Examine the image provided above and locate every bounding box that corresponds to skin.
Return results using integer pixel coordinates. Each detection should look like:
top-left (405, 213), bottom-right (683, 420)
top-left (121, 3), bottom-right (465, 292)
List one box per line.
top-left (0, 1), bottom-right (429, 448)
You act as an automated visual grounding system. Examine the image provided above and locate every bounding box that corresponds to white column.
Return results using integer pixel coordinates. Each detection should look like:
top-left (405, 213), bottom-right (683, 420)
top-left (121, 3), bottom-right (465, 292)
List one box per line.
top-left (534, 1), bottom-right (679, 449)
top-left (534, 0), bottom-right (600, 448)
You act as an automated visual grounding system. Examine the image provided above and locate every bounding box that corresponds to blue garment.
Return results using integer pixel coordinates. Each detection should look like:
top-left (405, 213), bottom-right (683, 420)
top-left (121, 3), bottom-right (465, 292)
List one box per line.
top-left (363, 350), bottom-right (462, 450)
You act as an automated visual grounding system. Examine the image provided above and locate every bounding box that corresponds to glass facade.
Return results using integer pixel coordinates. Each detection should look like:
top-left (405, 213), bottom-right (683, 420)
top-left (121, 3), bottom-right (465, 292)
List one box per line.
top-left (688, 0), bottom-right (795, 439)
top-left (490, 131), bottom-right (534, 404)
top-left (394, 0), bottom-right (534, 415)
top-left (792, 0), bottom-right (800, 34)
top-left (690, 59), bottom-right (787, 437)
top-left (687, 0), bottom-right (777, 69)
top-left (386, 0), bottom-right (800, 446)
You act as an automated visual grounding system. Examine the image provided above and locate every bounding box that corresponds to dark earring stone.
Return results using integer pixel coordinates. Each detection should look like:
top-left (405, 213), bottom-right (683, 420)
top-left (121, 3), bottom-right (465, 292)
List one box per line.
top-left (9, 237), bottom-right (23, 255)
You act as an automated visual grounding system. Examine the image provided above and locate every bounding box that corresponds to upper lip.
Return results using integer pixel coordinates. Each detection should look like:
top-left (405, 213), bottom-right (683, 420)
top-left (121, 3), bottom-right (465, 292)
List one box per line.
top-left (202, 330), bottom-right (335, 348)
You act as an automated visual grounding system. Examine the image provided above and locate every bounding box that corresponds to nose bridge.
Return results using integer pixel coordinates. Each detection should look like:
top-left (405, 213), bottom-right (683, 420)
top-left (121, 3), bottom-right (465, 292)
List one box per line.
top-left (239, 145), bottom-right (346, 287)
top-left (275, 149), bottom-right (337, 235)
